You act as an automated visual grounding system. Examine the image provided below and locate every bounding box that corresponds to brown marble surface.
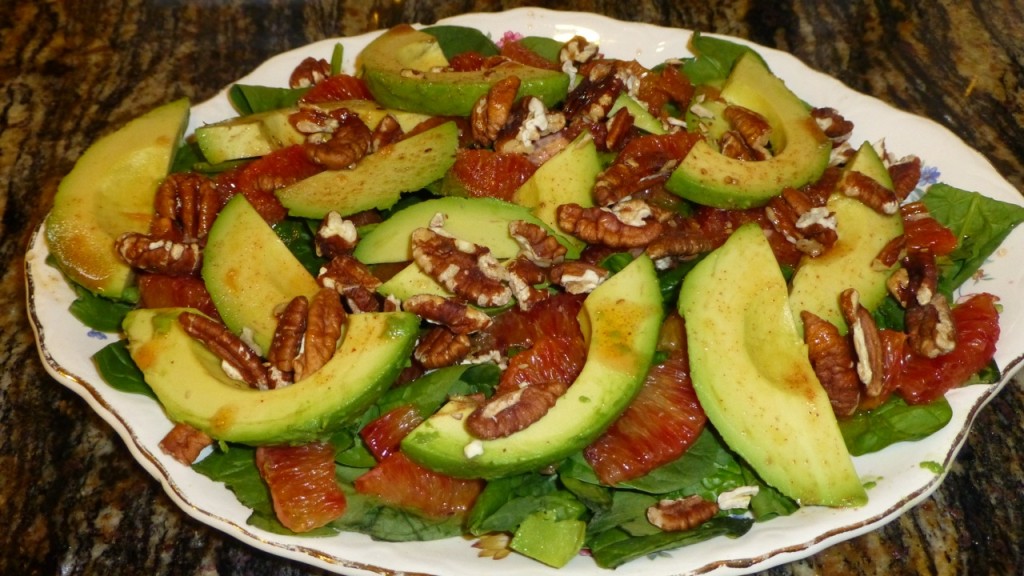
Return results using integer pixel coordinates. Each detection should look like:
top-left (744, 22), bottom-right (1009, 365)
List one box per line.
top-left (2, 1), bottom-right (1023, 574)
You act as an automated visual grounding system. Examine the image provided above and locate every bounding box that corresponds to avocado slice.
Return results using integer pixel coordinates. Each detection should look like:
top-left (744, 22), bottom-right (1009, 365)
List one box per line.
top-left (512, 130), bottom-right (601, 253)
top-left (202, 194), bottom-right (321, 352)
top-left (357, 25), bottom-right (570, 117)
top-left (45, 98), bottom-right (190, 300)
top-left (789, 141), bottom-right (904, 334)
top-left (123, 307), bottom-right (419, 444)
top-left (353, 196), bottom-right (576, 264)
top-left (401, 254), bottom-right (663, 478)
top-left (194, 100), bottom-right (433, 164)
top-left (275, 121), bottom-right (459, 219)
top-left (666, 53), bottom-right (831, 209)
top-left (678, 223), bottom-right (866, 507)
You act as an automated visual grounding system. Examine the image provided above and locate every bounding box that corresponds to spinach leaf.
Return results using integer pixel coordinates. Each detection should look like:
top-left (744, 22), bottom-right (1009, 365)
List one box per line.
top-left (922, 183), bottom-right (1024, 294)
top-left (171, 141), bottom-right (204, 173)
top-left (69, 284), bottom-right (134, 332)
top-left (228, 84), bottom-right (307, 115)
top-left (467, 472), bottom-right (585, 535)
top-left (839, 395), bottom-right (953, 456)
top-left (272, 218), bottom-right (325, 276)
top-left (330, 484), bottom-right (465, 541)
top-left (681, 32), bottom-right (766, 86)
top-left (92, 339), bottom-right (153, 398)
top-left (587, 516), bottom-right (754, 569)
top-left (421, 25), bottom-right (499, 59)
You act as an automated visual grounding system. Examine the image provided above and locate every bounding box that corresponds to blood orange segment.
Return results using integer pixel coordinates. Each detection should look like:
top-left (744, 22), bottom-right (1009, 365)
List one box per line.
top-left (215, 145), bottom-right (323, 224)
top-left (360, 404), bottom-right (424, 462)
top-left (483, 292), bottom-right (585, 352)
top-left (498, 335), bottom-right (587, 395)
top-left (500, 39), bottom-right (560, 71)
top-left (299, 74), bottom-right (373, 104)
top-left (584, 313), bottom-right (707, 485)
top-left (901, 202), bottom-right (958, 257)
top-left (255, 442), bottom-right (347, 533)
top-left (137, 273), bottom-right (220, 320)
top-left (448, 149), bottom-right (537, 201)
top-left (354, 452), bottom-right (484, 517)
top-left (896, 293), bottom-right (1001, 405)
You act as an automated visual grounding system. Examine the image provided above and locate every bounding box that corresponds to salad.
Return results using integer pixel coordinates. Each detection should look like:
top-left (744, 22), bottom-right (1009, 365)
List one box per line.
top-left (34, 12), bottom-right (1024, 575)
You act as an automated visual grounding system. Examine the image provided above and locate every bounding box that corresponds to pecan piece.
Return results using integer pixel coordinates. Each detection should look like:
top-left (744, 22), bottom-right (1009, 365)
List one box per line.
top-left (558, 35), bottom-right (599, 69)
top-left (266, 295), bottom-right (308, 386)
top-left (319, 254), bottom-right (383, 313)
top-left (550, 261), bottom-right (609, 294)
top-left (410, 223), bottom-right (512, 308)
top-left (159, 422), bottom-right (214, 465)
top-left (562, 69), bottom-right (623, 124)
top-left (888, 155), bottom-right (922, 201)
top-left (507, 256), bottom-right (550, 311)
top-left (645, 218), bottom-right (713, 262)
top-left (647, 495), bottom-right (719, 532)
top-left (603, 106), bottom-right (635, 152)
top-left (315, 211), bottom-right (359, 258)
top-left (293, 288), bottom-right (347, 381)
top-left (414, 326), bottom-right (472, 369)
top-left (839, 170), bottom-right (899, 215)
top-left (873, 234), bottom-right (906, 270)
top-left (811, 107), bottom-right (854, 144)
top-left (403, 294), bottom-right (492, 334)
top-left (801, 310), bottom-right (861, 417)
top-left (839, 289), bottom-right (885, 397)
top-left (302, 111), bottom-right (373, 170)
top-left (889, 249), bottom-right (939, 308)
top-left (509, 220), bottom-right (566, 267)
top-left (471, 75), bottom-right (521, 147)
top-left (723, 105), bottom-right (772, 160)
top-left (371, 114), bottom-right (404, 151)
top-left (906, 293), bottom-right (957, 359)
top-left (557, 201), bottom-right (662, 249)
top-left (178, 311), bottom-right (270, 389)
top-left (764, 187), bottom-right (838, 257)
top-left (289, 56), bottom-right (331, 88)
top-left (153, 171), bottom-right (224, 242)
top-left (465, 380), bottom-right (568, 440)
top-left (116, 233), bottom-right (202, 276)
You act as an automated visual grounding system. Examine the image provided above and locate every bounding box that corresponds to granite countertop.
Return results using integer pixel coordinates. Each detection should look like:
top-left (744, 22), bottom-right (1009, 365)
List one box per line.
top-left (2, 1), bottom-right (1023, 574)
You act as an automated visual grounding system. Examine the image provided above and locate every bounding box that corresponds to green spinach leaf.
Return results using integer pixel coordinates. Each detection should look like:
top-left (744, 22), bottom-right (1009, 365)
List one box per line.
top-left (69, 284), bottom-right (134, 332)
top-left (421, 25), bottom-right (499, 59)
top-left (92, 339), bottom-right (153, 398)
top-left (839, 395), bottom-right (953, 456)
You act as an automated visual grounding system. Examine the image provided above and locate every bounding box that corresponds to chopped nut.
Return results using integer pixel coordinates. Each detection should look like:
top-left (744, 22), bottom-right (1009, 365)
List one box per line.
top-left (507, 256), bottom-right (550, 311)
top-left (764, 187), bottom-right (837, 257)
top-left (906, 293), bottom-right (957, 358)
top-left (301, 110), bottom-right (373, 170)
top-left (315, 211), bottom-right (359, 258)
top-left (645, 218), bottom-right (713, 261)
top-left (811, 107), bottom-right (854, 144)
top-left (289, 56), bottom-right (331, 88)
top-left (550, 261), bottom-right (609, 294)
top-left (471, 75), bottom-right (521, 147)
top-left (371, 114), bottom-right (404, 151)
top-left (266, 295), bottom-right (308, 386)
top-left (723, 105), bottom-right (772, 160)
top-left (646, 495), bottom-right (719, 532)
top-left (839, 170), bottom-right (899, 215)
top-left (152, 171), bottom-right (224, 243)
top-left (509, 220), bottom-right (567, 267)
top-left (159, 422), bottom-right (214, 465)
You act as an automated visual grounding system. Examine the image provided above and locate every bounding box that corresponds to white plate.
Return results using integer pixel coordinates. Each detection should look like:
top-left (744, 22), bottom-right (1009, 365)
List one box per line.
top-left (25, 8), bottom-right (1024, 576)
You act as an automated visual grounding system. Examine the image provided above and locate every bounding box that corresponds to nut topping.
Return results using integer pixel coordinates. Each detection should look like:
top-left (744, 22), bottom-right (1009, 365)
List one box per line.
top-left (557, 201), bottom-right (662, 249)
top-left (801, 310), bottom-right (861, 417)
top-left (471, 75), bottom-right (521, 147)
top-left (465, 380), bottom-right (569, 440)
top-left (414, 326), bottom-right (472, 369)
top-left (116, 233), bottom-right (202, 276)
top-left (839, 289), bottom-right (885, 397)
top-left (646, 495), bottom-right (719, 532)
top-left (178, 311), bottom-right (270, 389)
top-left (410, 225), bottom-right (513, 308)
top-left (403, 294), bottom-right (492, 334)
top-left (509, 220), bottom-right (567, 267)
top-left (293, 288), bottom-right (347, 381)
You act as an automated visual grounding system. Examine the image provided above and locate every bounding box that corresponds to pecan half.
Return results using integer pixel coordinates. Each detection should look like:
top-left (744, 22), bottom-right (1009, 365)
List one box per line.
top-left (509, 220), bottom-right (566, 267)
top-left (414, 326), bottom-right (472, 369)
top-left (178, 311), bottom-right (270, 389)
top-left (646, 495), bottom-right (719, 532)
top-left (603, 106), bottom-right (635, 152)
top-left (839, 289), bottom-right (885, 397)
top-left (562, 68), bottom-right (623, 124)
top-left (906, 293), bottom-right (957, 359)
top-left (471, 75), bottom-right (521, 147)
top-left (319, 254), bottom-right (382, 313)
top-left (801, 310), bottom-right (861, 417)
top-left (557, 201), bottom-right (662, 249)
top-left (465, 380), bottom-right (568, 440)
top-left (839, 170), bottom-right (899, 215)
top-left (410, 224), bottom-right (512, 308)
top-left (764, 187), bottom-right (838, 257)
top-left (152, 171), bottom-right (224, 242)
top-left (371, 114), bottom-right (404, 151)
top-left (302, 110), bottom-right (373, 170)
top-left (266, 295), bottom-right (308, 386)
top-left (722, 105), bottom-right (772, 160)
top-left (403, 294), bottom-right (492, 334)
top-left (507, 256), bottom-right (550, 311)
top-left (888, 156), bottom-right (922, 201)
top-left (645, 218), bottom-right (712, 262)
top-left (116, 233), bottom-right (202, 276)
top-left (550, 261), bottom-right (609, 294)
top-left (293, 288), bottom-right (347, 381)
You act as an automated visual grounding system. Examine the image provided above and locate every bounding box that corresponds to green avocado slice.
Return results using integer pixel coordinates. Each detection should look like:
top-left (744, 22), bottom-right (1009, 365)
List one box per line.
top-left (123, 307), bottom-right (419, 445)
top-left (666, 53), bottom-right (831, 209)
top-left (357, 25), bottom-right (570, 117)
top-left (46, 98), bottom-right (190, 300)
top-left (678, 223), bottom-right (866, 507)
top-left (401, 254), bottom-right (663, 479)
